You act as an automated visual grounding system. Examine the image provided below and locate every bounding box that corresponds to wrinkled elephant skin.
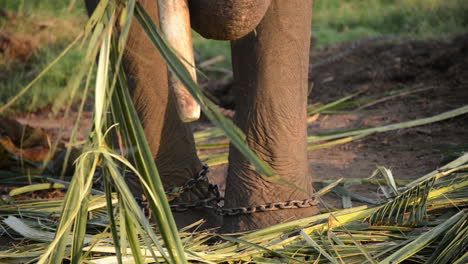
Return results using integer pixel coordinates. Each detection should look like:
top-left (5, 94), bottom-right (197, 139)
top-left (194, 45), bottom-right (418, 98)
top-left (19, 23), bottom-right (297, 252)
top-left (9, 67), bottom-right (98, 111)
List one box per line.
top-left (189, 0), bottom-right (271, 40)
top-left (85, 0), bottom-right (318, 232)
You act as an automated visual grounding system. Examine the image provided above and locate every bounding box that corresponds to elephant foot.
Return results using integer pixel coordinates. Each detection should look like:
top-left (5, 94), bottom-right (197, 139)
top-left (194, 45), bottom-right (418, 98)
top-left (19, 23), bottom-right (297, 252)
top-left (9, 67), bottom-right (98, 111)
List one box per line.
top-left (127, 163), bottom-right (223, 230)
top-left (221, 187), bottom-right (320, 233)
top-left (169, 165), bottom-right (223, 230)
top-left (222, 158), bottom-right (319, 232)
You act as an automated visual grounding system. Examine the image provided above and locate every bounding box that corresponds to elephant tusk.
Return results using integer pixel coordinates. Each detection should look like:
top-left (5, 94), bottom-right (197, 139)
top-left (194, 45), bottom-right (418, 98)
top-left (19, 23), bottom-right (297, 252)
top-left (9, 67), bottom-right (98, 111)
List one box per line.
top-left (158, 0), bottom-right (200, 122)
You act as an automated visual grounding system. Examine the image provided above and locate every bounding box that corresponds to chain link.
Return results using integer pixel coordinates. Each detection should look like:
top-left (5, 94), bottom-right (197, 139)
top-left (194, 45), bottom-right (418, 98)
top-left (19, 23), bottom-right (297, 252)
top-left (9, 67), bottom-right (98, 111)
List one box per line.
top-left (137, 164), bottom-right (212, 218)
top-left (141, 164), bottom-right (319, 217)
top-left (213, 198), bottom-right (319, 216)
top-left (171, 197), bottom-right (319, 216)
top-left (170, 183), bottom-right (223, 212)
top-left (164, 164), bottom-right (210, 199)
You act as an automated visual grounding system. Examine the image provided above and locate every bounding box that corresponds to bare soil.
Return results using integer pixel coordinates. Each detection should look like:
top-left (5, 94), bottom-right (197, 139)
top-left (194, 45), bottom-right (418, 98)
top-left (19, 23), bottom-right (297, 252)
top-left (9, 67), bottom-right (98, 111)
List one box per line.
top-left (203, 33), bottom-right (468, 209)
top-left (6, 33), bottom-right (468, 210)
top-left (304, 33), bottom-right (468, 208)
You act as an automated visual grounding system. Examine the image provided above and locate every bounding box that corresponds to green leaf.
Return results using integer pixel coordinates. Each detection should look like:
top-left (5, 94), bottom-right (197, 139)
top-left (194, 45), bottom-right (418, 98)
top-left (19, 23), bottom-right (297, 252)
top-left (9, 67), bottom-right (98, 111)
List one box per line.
top-left (9, 183), bottom-right (66, 197)
top-left (369, 176), bottom-right (435, 226)
top-left (308, 105), bottom-right (468, 143)
top-left (300, 230), bottom-right (339, 264)
top-left (426, 211), bottom-right (468, 264)
top-left (380, 210), bottom-right (467, 264)
top-left (374, 166), bottom-right (399, 196)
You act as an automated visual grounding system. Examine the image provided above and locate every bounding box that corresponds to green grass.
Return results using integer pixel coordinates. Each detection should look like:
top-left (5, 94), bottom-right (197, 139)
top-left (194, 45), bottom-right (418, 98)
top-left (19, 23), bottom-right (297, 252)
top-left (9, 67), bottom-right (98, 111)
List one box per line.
top-left (313, 0), bottom-right (468, 46)
top-left (1, 47), bottom-right (87, 113)
top-left (1, 0), bottom-right (467, 113)
top-left (192, 32), bottom-right (232, 77)
top-left (0, 0), bottom-right (87, 113)
top-left (0, 0), bottom-right (85, 17)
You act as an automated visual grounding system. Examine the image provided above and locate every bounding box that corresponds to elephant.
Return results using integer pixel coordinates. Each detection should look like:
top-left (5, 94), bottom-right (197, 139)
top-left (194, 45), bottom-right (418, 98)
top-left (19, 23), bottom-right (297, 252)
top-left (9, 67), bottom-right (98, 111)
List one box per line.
top-left (85, 0), bottom-right (318, 232)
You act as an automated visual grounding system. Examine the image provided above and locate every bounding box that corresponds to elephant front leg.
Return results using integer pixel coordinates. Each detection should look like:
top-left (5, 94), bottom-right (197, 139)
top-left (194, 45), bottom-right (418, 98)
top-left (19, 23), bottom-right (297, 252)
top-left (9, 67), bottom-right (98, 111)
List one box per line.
top-left (126, 0), bottom-right (222, 230)
top-left (85, 0), bottom-right (221, 229)
top-left (223, 0), bottom-right (318, 232)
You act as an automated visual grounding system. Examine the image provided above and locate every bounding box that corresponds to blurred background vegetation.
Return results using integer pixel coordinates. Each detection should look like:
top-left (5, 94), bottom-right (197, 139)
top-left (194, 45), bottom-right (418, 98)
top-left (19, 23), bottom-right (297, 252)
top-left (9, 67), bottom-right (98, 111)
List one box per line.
top-left (1, 0), bottom-right (467, 112)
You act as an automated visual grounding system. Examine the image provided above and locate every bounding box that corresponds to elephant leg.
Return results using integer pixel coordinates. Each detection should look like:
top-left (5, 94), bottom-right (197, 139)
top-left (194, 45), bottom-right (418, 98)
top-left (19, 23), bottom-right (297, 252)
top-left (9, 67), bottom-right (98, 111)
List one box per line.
top-left (223, 0), bottom-right (318, 232)
top-left (84, 0), bottom-right (221, 229)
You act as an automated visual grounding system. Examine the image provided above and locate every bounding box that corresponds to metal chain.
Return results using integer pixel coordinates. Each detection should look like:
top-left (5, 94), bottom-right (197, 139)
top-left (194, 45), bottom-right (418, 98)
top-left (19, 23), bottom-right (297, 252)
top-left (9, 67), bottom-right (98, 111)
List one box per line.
top-left (139, 164), bottom-right (319, 216)
top-left (169, 164), bottom-right (319, 216)
top-left (171, 197), bottom-right (318, 216)
top-left (137, 164), bottom-right (212, 218)
top-left (218, 198), bottom-right (319, 216)
top-left (172, 197), bottom-right (319, 216)
top-left (165, 164), bottom-right (210, 198)
top-left (170, 183), bottom-right (223, 212)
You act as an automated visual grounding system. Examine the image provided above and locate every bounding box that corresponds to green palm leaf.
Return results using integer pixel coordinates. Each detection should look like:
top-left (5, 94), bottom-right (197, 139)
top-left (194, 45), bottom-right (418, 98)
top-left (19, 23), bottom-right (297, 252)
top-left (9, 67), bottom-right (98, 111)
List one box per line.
top-left (369, 177), bottom-right (435, 226)
top-left (380, 210), bottom-right (467, 264)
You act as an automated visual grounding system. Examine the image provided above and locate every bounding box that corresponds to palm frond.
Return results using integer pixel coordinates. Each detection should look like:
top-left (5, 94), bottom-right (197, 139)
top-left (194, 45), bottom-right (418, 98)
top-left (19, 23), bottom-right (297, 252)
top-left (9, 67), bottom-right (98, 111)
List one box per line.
top-left (379, 210), bottom-right (466, 264)
top-left (426, 212), bottom-right (468, 264)
top-left (368, 176), bottom-right (435, 226)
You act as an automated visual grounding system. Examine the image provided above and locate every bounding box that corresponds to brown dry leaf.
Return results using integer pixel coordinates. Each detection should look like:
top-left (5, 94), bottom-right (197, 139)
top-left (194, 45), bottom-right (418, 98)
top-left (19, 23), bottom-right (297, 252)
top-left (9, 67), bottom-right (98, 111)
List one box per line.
top-left (0, 118), bottom-right (56, 164)
top-left (0, 137), bottom-right (53, 163)
top-left (20, 146), bottom-right (53, 162)
top-left (307, 113), bottom-right (320, 123)
top-left (0, 117), bottom-right (48, 148)
top-left (0, 137), bottom-right (19, 153)
top-left (0, 139), bottom-right (10, 168)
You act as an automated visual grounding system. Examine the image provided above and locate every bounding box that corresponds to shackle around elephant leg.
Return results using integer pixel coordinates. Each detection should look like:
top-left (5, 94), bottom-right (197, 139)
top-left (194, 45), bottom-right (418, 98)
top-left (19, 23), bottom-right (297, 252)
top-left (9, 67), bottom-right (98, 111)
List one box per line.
top-left (158, 0), bottom-right (200, 122)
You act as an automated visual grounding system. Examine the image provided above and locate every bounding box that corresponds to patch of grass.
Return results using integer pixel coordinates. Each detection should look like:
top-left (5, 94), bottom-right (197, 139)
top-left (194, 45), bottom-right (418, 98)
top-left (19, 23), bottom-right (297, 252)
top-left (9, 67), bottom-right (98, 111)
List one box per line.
top-left (0, 1), bottom-right (87, 113)
top-left (1, 47), bottom-right (87, 113)
top-left (313, 0), bottom-right (468, 46)
top-left (192, 32), bottom-right (232, 79)
top-left (0, 0), bottom-right (85, 17)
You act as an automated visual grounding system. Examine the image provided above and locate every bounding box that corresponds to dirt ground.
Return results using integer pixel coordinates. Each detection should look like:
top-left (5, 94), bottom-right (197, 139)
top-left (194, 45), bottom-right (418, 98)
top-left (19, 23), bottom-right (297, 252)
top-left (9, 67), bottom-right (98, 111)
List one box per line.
top-left (203, 33), bottom-right (468, 209)
top-left (6, 33), bottom-right (468, 210)
top-left (305, 33), bottom-right (468, 208)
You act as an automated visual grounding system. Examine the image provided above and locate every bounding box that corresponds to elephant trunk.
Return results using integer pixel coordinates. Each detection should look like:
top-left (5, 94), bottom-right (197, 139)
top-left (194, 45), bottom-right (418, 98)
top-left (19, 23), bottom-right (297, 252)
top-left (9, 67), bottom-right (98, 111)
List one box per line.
top-left (158, 0), bottom-right (200, 122)
top-left (189, 0), bottom-right (272, 40)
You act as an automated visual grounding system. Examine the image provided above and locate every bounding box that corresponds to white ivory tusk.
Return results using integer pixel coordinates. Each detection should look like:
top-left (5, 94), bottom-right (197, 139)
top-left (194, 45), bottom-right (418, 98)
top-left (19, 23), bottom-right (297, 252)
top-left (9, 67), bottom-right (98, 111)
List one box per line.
top-left (158, 0), bottom-right (200, 122)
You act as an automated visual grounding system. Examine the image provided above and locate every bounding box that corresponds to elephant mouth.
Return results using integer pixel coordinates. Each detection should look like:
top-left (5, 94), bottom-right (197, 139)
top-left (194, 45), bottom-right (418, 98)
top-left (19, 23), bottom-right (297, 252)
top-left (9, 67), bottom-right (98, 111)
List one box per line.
top-left (158, 0), bottom-right (200, 122)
